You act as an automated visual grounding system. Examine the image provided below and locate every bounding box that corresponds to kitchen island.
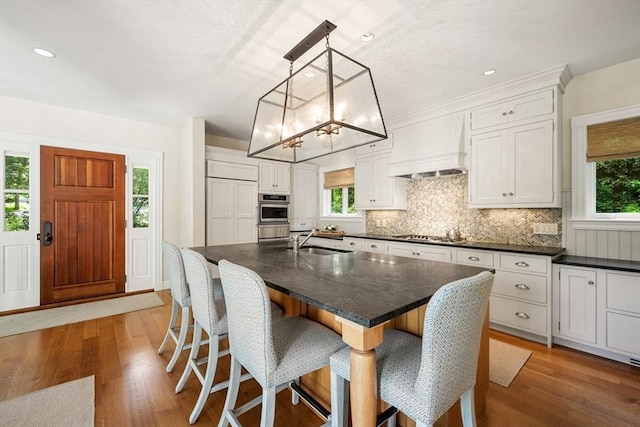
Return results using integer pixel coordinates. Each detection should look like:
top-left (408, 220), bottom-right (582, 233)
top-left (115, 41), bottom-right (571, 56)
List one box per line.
top-left (192, 241), bottom-right (494, 427)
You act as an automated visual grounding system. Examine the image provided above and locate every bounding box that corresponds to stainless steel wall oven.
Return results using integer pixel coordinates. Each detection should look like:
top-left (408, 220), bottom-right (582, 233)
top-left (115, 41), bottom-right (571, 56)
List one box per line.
top-left (258, 193), bottom-right (290, 240)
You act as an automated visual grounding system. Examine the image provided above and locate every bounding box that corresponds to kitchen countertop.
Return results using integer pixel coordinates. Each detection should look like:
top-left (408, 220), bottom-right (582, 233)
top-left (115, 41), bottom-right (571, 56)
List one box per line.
top-left (191, 241), bottom-right (493, 327)
top-left (324, 233), bottom-right (565, 257)
top-left (552, 255), bottom-right (640, 273)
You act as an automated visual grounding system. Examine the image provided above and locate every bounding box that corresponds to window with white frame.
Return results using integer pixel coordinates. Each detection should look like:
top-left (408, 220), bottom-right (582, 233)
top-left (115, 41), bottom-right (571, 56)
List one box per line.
top-left (323, 167), bottom-right (358, 216)
top-left (3, 152), bottom-right (30, 232)
top-left (571, 105), bottom-right (640, 230)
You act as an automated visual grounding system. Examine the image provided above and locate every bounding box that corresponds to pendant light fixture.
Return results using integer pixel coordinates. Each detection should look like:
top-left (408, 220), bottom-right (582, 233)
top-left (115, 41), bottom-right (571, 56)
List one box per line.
top-left (247, 20), bottom-right (387, 163)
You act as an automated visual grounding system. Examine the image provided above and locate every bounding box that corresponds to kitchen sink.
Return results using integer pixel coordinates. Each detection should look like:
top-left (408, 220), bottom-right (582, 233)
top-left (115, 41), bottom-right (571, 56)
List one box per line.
top-left (288, 246), bottom-right (353, 255)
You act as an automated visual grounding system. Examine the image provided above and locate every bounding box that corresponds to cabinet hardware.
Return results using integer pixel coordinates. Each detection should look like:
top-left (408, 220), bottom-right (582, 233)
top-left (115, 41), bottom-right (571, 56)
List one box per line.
top-left (349, 242), bottom-right (355, 246)
top-left (515, 261), bottom-right (530, 267)
top-left (371, 244), bottom-right (378, 249)
top-left (515, 283), bottom-right (530, 290)
top-left (468, 256), bottom-right (480, 261)
top-left (508, 110), bottom-right (514, 114)
top-left (509, 192), bottom-right (514, 196)
top-left (588, 280), bottom-right (595, 285)
top-left (412, 252), bottom-right (416, 256)
top-left (416, 252), bottom-right (420, 256)
top-left (515, 312), bottom-right (530, 319)
top-left (502, 193), bottom-right (507, 196)
top-left (502, 112), bottom-right (507, 116)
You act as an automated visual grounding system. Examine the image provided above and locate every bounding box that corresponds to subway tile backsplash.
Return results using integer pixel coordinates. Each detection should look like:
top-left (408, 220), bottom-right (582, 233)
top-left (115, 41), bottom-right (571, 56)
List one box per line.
top-left (366, 174), bottom-right (562, 247)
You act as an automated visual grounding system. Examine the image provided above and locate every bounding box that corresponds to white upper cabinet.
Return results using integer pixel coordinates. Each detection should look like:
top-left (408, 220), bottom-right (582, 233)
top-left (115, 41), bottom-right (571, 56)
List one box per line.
top-left (290, 164), bottom-right (318, 231)
top-left (258, 161), bottom-right (290, 194)
top-left (354, 138), bottom-right (393, 156)
top-left (470, 89), bottom-right (554, 131)
top-left (355, 150), bottom-right (407, 210)
top-left (470, 120), bottom-right (555, 206)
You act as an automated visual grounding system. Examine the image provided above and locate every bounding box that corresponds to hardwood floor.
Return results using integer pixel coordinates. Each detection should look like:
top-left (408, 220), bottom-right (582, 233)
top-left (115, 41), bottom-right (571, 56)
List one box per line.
top-left (0, 290), bottom-right (638, 426)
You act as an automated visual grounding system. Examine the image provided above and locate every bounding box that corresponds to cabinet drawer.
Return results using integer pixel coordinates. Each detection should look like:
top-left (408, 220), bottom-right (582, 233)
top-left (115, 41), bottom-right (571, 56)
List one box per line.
top-left (343, 238), bottom-right (363, 250)
top-left (606, 272), bottom-right (640, 315)
top-left (606, 312), bottom-right (640, 356)
top-left (455, 249), bottom-right (494, 267)
top-left (361, 239), bottom-right (388, 253)
top-left (499, 254), bottom-right (547, 274)
top-left (388, 243), bottom-right (451, 263)
top-left (490, 295), bottom-right (547, 335)
top-left (493, 271), bottom-right (546, 304)
top-left (470, 89), bottom-right (553, 131)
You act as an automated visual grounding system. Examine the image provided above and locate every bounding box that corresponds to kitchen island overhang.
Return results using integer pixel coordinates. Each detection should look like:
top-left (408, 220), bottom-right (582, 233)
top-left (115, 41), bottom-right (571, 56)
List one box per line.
top-left (191, 241), bottom-right (494, 328)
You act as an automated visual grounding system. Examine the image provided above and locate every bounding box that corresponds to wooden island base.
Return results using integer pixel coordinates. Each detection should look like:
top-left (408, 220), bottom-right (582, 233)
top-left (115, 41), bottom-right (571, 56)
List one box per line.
top-left (268, 290), bottom-right (489, 427)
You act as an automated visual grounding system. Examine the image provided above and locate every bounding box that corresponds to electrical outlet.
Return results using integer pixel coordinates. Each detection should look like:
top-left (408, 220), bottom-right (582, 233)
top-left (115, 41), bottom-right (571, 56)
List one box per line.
top-left (533, 223), bottom-right (558, 235)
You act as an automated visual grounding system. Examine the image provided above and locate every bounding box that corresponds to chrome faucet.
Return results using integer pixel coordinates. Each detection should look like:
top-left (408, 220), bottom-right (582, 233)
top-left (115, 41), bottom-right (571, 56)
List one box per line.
top-left (291, 229), bottom-right (318, 253)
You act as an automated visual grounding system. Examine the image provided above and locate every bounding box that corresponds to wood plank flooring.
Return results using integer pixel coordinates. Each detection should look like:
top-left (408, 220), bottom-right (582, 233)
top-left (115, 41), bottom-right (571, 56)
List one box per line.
top-left (0, 290), bottom-right (638, 426)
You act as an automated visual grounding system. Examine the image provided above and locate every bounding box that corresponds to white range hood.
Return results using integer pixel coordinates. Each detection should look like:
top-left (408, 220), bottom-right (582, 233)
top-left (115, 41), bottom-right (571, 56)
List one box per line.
top-left (389, 113), bottom-right (466, 178)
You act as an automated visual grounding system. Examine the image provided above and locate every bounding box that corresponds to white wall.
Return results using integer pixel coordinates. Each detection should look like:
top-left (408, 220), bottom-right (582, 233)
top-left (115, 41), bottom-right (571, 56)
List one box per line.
top-left (180, 118), bottom-right (206, 247)
top-left (0, 95), bottom-right (183, 247)
top-left (561, 59), bottom-right (640, 260)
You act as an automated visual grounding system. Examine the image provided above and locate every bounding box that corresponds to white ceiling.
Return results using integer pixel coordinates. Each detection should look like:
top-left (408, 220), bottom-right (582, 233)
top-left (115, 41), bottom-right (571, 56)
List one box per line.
top-left (1, 0), bottom-right (639, 141)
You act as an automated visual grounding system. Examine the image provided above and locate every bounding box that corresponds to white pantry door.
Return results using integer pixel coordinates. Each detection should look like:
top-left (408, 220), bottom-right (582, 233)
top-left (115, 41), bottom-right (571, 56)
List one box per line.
top-left (0, 138), bottom-right (40, 311)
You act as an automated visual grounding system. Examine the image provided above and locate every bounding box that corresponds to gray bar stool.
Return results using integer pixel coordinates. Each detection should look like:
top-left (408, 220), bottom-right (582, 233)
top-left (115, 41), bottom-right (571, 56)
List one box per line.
top-left (330, 271), bottom-right (494, 427)
top-left (217, 259), bottom-right (346, 427)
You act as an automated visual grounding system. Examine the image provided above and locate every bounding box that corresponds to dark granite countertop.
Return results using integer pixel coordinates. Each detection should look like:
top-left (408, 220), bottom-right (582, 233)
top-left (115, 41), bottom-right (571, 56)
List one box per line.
top-left (343, 233), bottom-right (565, 257)
top-left (553, 255), bottom-right (640, 273)
top-left (191, 242), bottom-right (493, 328)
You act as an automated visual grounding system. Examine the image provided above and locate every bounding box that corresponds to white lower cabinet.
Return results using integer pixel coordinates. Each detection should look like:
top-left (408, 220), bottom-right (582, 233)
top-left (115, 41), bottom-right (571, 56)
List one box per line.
top-left (305, 236), bottom-right (344, 250)
top-left (553, 265), bottom-right (640, 365)
top-left (455, 248), bottom-right (553, 346)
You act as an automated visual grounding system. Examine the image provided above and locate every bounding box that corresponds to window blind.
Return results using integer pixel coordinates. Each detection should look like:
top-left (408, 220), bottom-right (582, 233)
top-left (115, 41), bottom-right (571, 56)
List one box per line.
top-left (323, 167), bottom-right (354, 189)
top-left (587, 116), bottom-right (640, 162)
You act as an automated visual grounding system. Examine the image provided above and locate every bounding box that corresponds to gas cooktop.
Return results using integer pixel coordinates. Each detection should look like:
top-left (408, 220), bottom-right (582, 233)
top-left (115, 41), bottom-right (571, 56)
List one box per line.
top-left (392, 234), bottom-right (465, 243)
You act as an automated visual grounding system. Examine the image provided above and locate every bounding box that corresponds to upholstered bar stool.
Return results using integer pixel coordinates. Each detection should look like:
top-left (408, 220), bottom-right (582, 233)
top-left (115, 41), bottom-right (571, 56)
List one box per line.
top-left (217, 259), bottom-right (346, 427)
top-left (330, 271), bottom-right (494, 427)
top-left (176, 249), bottom-right (284, 424)
top-left (159, 241), bottom-right (218, 373)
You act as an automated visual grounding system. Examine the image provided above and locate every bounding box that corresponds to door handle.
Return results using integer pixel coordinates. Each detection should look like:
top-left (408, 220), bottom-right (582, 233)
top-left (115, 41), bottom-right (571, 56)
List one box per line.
top-left (43, 221), bottom-right (53, 246)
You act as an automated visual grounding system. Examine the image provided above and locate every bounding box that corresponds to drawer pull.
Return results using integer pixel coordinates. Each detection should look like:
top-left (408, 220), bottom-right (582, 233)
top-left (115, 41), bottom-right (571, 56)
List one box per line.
top-left (349, 242), bottom-right (356, 246)
top-left (515, 312), bottom-right (530, 319)
top-left (468, 256), bottom-right (480, 261)
top-left (515, 261), bottom-right (530, 267)
top-left (515, 283), bottom-right (530, 290)
top-left (588, 280), bottom-right (595, 285)
top-left (371, 244), bottom-right (378, 249)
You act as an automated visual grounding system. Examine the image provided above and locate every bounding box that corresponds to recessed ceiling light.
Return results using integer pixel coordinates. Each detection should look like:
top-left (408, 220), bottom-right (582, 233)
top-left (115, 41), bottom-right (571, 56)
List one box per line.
top-left (360, 32), bottom-right (375, 42)
top-left (483, 69), bottom-right (496, 76)
top-left (33, 47), bottom-right (55, 58)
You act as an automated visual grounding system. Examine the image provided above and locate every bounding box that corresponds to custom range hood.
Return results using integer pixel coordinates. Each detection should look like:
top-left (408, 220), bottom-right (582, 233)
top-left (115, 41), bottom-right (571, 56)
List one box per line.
top-left (388, 113), bottom-right (466, 178)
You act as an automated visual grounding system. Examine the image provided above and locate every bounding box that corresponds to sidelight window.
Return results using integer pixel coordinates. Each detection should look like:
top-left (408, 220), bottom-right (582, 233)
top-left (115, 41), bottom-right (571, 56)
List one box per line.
top-left (3, 152), bottom-right (30, 232)
top-left (132, 165), bottom-right (149, 228)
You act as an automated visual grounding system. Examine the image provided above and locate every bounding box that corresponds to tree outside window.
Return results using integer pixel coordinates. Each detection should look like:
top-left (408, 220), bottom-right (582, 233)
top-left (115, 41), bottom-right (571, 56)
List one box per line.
top-left (330, 187), bottom-right (356, 214)
top-left (4, 153), bottom-right (29, 232)
top-left (596, 157), bottom-right (640, 213)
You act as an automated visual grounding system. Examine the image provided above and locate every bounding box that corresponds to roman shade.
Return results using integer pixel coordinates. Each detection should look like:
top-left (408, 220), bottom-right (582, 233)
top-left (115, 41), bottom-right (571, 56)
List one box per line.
top-left (323, 167), bottom-right (354, 189)
top-left (586, 116), bottom-right (640, 162)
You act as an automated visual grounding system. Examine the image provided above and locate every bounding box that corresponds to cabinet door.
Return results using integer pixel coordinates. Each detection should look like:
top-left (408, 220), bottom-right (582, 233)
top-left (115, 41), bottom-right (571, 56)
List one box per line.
top-left (207, 178), bottom-right (236, 246)
top-left (235, 181), bottom-right (258, 244)
top-left (258, 162), bottom-right (275, 193)
top-left (371, 153), bottom-right (394, 206)
top-left (509, 90), bottom-right (553, 123)
top-left (301, 169), bottom-right (317, 220)
top-left (470, 130), bottom-right (509, 205)
top-left (509, 120), bottom-right (553, 204)
top-left (470, 101), bottom-right (510, 130)
top-left (273, 163), bottom-right (290, 193)
top-left (559, 268), bottom-right (597, 344)
top-left (355, 157), bottom-right (374, 208)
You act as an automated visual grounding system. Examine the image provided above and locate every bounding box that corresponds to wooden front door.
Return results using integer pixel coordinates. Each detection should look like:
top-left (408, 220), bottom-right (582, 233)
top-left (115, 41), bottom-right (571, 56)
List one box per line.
top-left (40, 146), bottom-right (126, 304)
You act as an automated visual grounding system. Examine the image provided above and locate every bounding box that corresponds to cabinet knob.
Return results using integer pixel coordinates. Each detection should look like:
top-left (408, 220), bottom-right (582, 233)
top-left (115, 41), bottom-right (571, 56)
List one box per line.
top-left (416, 252), bottom-right (420, 256)
top-left (412, 252), bottom-right (416, 256)
top-left (509, 110), bottom-right (514, 114)
top-left (515, 261), bottom-right (530, 267)
top-left (515, 283), bottom-right (530, 290)
top-left (588, 280), bottom-right (595, 285)
top-left (515, 312), bottom-right (530, 319)
top-left (350, 242), bottom-right (356, 246)
top-left (502, 112), bottom-right (508, 116)
top-left (502, 193), bottom-right (507, 196)
top-left (468, 256), bottom-right (480, 261)
top-left (509, 192), bottom-right (514, 196)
